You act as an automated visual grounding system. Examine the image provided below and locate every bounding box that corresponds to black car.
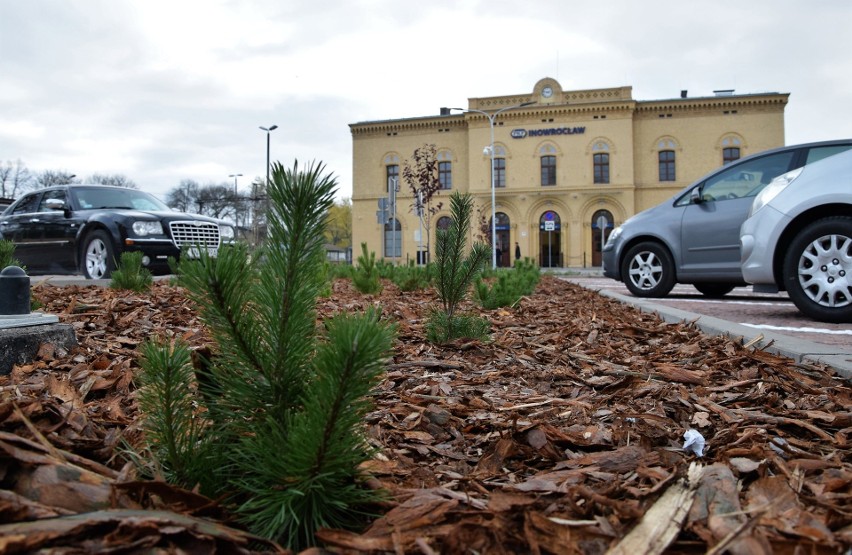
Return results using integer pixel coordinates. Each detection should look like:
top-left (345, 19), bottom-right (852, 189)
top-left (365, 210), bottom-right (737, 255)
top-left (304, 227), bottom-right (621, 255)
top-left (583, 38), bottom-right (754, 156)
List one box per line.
top-left (0, 185), bottom-right (235, 279)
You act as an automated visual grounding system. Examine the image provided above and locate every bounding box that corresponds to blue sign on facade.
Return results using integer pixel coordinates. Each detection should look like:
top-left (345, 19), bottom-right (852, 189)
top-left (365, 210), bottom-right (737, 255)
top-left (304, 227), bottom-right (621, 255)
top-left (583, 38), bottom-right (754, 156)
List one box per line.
top-left (512, 127), bottom-right (585, 139)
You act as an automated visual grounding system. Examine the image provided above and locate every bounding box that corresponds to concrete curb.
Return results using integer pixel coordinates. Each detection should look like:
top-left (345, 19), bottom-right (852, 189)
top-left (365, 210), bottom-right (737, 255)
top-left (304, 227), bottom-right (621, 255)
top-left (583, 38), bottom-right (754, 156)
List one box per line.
top-left (596, 288), bottom-right (852, 381)
top-left (0, 323), bottom-right (78, 375)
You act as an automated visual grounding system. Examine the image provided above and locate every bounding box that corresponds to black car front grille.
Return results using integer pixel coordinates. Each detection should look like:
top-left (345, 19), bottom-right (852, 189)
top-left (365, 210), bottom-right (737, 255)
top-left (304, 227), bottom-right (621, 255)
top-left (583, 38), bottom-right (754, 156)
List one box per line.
top-left (169, 221), bottom-right (221, 248)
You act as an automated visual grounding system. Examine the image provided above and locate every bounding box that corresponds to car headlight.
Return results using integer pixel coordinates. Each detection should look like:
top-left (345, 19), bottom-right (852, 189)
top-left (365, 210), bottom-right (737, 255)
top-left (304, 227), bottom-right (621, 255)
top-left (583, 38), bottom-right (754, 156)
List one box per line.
top-left (132, 221), bottom-right (164, 236)
top-left (749, 167), bottom-right (803, 216)
top-left (219, 224), bottom-right (235, 240)
top-left (605, 226), bottom-right (623, 247)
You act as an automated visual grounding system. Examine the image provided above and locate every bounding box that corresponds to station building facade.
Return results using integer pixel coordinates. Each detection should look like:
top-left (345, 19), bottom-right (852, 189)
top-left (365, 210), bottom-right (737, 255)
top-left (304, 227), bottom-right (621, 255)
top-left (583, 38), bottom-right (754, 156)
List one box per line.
top-left (349, 78), bottom-right (788, 268)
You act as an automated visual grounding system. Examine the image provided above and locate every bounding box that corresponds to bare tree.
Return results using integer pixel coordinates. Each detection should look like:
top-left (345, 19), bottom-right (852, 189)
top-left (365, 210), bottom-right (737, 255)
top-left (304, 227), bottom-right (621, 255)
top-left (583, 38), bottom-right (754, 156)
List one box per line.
top-left (196, 184), bottom-right (236, 220)
top-left (87, 173), bottom-right (138, 188)
top-left (0, 160), bottom-right (32, 198)
top-left (402, 144), bottom-right (443, 263)
top-left (166, 180), bottom-right (200, 212)
top-left (33, 170), bottom-right (78, 188)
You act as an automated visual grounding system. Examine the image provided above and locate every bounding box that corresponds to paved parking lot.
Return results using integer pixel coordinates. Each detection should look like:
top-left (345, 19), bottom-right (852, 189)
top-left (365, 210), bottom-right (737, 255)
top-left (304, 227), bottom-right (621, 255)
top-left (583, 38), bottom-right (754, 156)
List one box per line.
top-left (561, 274), bottom-right (852, 350)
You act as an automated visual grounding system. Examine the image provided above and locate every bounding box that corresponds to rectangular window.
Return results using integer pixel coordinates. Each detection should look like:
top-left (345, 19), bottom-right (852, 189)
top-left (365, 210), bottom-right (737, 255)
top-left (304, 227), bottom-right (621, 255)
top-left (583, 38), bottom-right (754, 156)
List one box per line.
top-left (493, 158), bottom-right (506, 188)
top-left (593, 153), bottom-right (610, 184)
top-left (658, 150), bottom-right (676, 181)
top-left (386, 164), bottom-right (399, 192)
top-left (438, 161), bottom-right (452, 189)
top-left (541, 155), bottom-right (556, 186)
top-left (723, 147), bottom-right (741, 165)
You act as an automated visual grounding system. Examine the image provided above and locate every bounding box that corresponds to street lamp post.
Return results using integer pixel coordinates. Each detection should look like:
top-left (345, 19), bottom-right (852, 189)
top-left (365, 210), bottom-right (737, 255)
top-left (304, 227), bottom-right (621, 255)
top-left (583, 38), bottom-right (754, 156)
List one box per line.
top-left (258, 125), bottom-right (278, 244)
top-left (450, 102), bottom-right (534, 269)
top-left (228, 173), bottom-right (243, 195)
top-left (259, 125), bottom-right (278, 187)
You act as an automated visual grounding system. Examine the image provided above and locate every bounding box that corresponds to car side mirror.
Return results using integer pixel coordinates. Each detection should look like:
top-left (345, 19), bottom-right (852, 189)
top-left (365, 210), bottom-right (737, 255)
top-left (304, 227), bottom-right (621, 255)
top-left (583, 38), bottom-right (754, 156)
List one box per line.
top-left (690, 187), bottom-right (703, 204)
top-left (45, 199), bottom-right (66, 211)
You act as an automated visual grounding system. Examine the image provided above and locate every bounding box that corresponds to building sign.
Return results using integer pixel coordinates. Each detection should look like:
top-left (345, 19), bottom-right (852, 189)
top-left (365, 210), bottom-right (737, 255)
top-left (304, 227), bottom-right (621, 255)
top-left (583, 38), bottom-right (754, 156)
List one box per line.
top-left (512, 127), bottom-right (585, 139)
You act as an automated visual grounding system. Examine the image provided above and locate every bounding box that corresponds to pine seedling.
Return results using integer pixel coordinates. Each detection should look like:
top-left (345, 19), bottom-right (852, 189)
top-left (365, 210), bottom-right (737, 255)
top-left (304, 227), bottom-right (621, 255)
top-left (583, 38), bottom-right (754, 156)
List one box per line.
top-left (136, 161), bottom-right (395, 551)
top-left (352, 242), bottom-right (382, 294)
top-left (0, 239), bottom-right (21, 269)
top-left (110, 251), bottom-right (154, 291)
top-left (428, 191), bottom-right (490, 343)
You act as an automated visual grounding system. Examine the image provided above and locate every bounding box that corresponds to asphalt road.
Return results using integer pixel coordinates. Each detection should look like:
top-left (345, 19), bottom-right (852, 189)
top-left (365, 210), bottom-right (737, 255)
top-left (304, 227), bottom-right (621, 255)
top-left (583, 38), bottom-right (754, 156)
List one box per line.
top-left (561, 274), bottom-right (852, 350)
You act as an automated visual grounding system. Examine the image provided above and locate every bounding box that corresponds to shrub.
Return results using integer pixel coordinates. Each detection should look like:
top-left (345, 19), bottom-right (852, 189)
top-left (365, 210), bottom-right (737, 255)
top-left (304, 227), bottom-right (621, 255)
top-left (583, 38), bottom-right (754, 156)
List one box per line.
top-left (475, 257), bottom-right (540, 309)
top-left (0, 239), bottom-right (21, 269)
top-left (390, 260), bottom-right (431, 291)
top-left (136, 161), bottom-right (396, 551)
top-left (352, 242), bottom-right (382, 294)
top-left (110, 251), bottom-right (154, 291)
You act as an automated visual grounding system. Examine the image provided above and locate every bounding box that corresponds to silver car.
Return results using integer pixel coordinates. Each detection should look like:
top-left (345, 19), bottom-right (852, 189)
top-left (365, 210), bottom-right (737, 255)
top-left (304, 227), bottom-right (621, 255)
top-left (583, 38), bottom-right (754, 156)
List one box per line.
top-left (740, 148), bottom-right (852, 323)
top-left (602, 140), bottom-right (852, 298)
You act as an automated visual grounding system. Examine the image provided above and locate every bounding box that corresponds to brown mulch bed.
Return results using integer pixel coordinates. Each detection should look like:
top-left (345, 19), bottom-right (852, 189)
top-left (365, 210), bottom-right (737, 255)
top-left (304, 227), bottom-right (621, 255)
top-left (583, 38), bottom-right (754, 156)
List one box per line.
top-left (0, 276), bottom-right (850, 554)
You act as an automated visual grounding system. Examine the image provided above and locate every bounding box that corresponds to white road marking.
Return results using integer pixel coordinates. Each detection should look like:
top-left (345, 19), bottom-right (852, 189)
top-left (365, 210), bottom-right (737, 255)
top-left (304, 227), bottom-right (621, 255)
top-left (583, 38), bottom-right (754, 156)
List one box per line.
top-left (661, 299), bottom-right (787, 306)
top-left (742, 323), bottom-right (852, 335)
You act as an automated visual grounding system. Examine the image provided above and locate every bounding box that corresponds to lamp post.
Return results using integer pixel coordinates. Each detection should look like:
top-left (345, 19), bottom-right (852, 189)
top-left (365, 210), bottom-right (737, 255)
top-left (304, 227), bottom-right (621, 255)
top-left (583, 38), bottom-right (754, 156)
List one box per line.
top-left (259, 125), bottom-right (278, 187)
top-left (228, 173), bottom-right (242, 195)
top-left (450, 102), bottom-right (534, 269)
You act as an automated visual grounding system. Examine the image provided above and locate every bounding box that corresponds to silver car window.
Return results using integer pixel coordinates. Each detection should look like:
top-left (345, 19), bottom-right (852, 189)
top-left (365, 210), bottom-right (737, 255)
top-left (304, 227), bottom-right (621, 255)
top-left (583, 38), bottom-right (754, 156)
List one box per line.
top-left (805, 145), bottom-right (852, 164)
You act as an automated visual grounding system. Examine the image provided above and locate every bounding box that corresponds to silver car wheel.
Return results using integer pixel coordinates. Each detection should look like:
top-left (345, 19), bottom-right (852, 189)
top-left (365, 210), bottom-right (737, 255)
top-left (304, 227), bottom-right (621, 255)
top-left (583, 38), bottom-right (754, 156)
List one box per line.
top-left (628, 251), bottom-right (663, 291)
top-left (797, 233), bottom-right (852, 309)
top-left (85, 237), bottom-right (110, 279)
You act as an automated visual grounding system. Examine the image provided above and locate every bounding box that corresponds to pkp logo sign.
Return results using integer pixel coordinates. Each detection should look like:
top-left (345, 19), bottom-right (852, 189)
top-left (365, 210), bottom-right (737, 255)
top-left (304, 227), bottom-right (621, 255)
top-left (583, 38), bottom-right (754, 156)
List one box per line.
top-left (510, 129), bottom-right (527, 139)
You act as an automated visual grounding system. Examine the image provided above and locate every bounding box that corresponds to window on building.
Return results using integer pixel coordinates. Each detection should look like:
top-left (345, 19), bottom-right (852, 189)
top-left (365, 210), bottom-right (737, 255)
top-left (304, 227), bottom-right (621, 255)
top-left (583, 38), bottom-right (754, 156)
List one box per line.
top-left (386, 164), bottom-right (400, 193)
top-left (593, 153), bottom-right (610, 184)
top-left (438, 161), bottom-right (452, 189)
top-left (541, 155), bottom-right (556, 186)
top-left (659, 150), bottom-right (676, 181)
top-left (384, 217), bottom-right (401, 258)
top-left (493, 157), bottom-right (506, 188)
top-left (436, 216), bottom-right (451, 231)
top-left (723, 147), bottom-right (741, 165)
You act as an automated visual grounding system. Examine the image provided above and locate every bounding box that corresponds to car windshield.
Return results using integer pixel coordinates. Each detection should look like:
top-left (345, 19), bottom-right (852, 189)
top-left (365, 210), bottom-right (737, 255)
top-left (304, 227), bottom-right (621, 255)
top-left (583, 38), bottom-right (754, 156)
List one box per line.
top-left (71, 187), bottom-right (170, 211)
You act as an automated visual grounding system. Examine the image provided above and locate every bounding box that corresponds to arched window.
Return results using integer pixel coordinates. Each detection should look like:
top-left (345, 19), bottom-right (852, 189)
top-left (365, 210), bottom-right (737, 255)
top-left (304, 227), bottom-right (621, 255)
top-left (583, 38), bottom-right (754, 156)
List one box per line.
top-left (659, 150), bottom-right (676, 181)
top-left (723, 147), bottom-right (741, 165)
top-left (721, 136), bottom-right (743, 165)
top-left (657, 138), bottom-right (677, 181)
top-left (540, 145), bottom-right (557, 186)
top-left (592, 141), bottom-right (610, 184)
top-left (436, 216), bottom-right (451, 230)
top-left (593, 153), bottom-right (609, 184)
top-left (437, 151), bottom-right (452, 190)
top-left (493, 145), bottom-right (507, 188)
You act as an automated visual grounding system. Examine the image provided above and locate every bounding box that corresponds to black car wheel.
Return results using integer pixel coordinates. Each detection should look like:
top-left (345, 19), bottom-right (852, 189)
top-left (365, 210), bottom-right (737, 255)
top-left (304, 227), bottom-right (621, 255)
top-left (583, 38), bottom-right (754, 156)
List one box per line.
top-left (693, 283), bottom-right (736, 298)
top-left (82, 230), bottom-right (116, 279)
top-left (621, 242), bottom-right (676, 297)
top-left (783, 216), bottom-right (852, 323)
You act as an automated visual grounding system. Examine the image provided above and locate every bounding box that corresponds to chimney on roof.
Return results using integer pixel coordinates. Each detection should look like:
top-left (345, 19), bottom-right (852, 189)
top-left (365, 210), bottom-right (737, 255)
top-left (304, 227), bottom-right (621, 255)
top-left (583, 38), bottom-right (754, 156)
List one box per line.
top-left (681, 90), bottom-right (687, 98)
top-left (440, 107), bottom-right (451, 116)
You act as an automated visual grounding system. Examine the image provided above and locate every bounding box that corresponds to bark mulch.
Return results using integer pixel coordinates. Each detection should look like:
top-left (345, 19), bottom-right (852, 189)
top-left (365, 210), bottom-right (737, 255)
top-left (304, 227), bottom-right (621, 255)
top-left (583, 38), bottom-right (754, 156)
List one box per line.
top-left (0, 276), bottom-right (849, 554)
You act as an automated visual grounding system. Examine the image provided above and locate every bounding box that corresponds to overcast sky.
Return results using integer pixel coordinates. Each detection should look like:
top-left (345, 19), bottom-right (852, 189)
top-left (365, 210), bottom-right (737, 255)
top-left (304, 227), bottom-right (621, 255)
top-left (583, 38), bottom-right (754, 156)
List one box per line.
top-left (2, 0), bottom-right (851, 203)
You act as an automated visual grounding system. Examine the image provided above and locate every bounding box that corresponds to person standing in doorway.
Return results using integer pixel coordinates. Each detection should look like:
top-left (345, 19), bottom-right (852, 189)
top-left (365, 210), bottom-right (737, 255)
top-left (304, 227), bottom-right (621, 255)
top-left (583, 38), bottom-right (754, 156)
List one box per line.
top-left (515, 242), bottom-right (521, 261)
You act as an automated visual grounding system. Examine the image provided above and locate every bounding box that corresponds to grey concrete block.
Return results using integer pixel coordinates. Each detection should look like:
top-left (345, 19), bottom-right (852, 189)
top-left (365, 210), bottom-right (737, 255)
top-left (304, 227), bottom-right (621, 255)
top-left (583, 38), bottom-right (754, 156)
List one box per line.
top-left (0, 323), bottom-right (78, 375)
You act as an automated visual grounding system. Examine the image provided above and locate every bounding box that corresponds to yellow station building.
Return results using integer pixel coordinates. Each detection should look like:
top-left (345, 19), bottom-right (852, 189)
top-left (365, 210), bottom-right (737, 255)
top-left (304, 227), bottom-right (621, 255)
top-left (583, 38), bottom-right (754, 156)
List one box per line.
top-left (349, 78), bottom-right (788, 268)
